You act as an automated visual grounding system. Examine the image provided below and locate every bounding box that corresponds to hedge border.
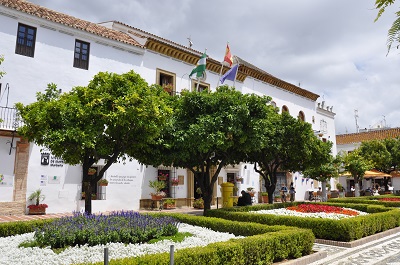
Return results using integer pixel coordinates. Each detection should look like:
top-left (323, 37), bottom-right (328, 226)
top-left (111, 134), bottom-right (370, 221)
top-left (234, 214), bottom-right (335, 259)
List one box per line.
top-left (204, 202), bottom-right (400, 241)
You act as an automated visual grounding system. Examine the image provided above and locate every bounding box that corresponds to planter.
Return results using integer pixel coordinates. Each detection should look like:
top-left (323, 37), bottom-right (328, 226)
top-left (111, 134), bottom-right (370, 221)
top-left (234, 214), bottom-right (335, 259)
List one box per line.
top-left (28, 207), bottom-right (46, 215)
top-left (163, 204), bottom-right (176, 209)
top-left (99, 183), bottom-right (108, 186)
top-left (151, 195), bottom-right (164, 200)
top-left (262, 196), bottom-right (268, 203)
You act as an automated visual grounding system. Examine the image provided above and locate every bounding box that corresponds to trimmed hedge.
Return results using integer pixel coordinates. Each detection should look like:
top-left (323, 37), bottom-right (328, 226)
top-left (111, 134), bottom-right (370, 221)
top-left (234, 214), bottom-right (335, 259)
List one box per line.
top-left (204, 203), bottom-right (400, 242)
top-left (0, 219), bottom-right (54, 237)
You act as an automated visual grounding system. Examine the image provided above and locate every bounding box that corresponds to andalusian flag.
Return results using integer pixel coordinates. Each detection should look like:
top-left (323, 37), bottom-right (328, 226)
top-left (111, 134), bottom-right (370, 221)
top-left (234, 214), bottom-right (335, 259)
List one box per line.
top-left (223, 44), bottom-right (233, 66)
top-left (190, 52), bottom-right (207, 78)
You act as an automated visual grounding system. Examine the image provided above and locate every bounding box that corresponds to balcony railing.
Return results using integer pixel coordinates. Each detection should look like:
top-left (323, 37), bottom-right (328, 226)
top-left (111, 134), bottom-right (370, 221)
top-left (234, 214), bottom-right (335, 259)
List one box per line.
top-left (0, 106), bottom-right (22, 130)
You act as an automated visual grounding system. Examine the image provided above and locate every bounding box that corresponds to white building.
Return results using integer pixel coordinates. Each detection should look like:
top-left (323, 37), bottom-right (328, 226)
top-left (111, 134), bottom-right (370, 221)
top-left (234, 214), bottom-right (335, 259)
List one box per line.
top-left (336, 128), bottom-right (400, 193)
top-left (0, 0), bottom-right (336, 214)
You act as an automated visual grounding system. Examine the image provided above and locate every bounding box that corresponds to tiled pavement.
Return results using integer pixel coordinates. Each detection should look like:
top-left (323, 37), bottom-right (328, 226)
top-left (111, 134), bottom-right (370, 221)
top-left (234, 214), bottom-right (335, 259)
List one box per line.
top-left (2, 208), bottom-right (400, 265)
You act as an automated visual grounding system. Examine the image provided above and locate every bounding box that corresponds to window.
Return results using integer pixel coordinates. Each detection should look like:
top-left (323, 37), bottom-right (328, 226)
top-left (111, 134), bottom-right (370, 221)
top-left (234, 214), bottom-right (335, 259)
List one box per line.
top-left (156, 69), bottom-right (176, 95)
top-left (81, 166), bottom-right (106, 200)
top-left (15, 23), bottom-right (36, 57)
top-left (298, 111), bottom-right (305, 121)
top-left (282, 105), bottom-right (289, 113)
top-left (191, 80), bottom-right (210, 92)
top-left (73, 39), bottom-right (90, 70)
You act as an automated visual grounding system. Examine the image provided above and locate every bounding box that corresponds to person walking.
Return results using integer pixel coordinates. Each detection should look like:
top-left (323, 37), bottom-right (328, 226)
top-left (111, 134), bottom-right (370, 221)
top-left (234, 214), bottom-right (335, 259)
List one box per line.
top-left (280, 184), bottom-right (288, 203)
top-left (289, 186), bottom-right (296, 202)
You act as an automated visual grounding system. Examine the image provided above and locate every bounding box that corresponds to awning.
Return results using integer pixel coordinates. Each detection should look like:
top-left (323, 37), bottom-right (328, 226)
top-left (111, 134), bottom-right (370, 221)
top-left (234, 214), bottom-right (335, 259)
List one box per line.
top-left (341, 169), bottom-right (391, 179)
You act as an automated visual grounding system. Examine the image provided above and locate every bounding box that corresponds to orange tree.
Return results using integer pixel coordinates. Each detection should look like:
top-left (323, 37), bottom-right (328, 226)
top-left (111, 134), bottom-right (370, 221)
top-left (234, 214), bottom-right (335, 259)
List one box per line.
top-left (138, 86), bottom-right (275, 214)
top-left (246, 112), bottom-right (332, 204)
top-left (16, 71), bottom-right (171, 214)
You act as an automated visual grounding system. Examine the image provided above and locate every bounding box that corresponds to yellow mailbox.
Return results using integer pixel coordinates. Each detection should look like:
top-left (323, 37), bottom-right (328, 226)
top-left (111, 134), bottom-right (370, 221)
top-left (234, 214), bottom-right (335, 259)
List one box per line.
top-left (220, 182), bottom-right (234, 208)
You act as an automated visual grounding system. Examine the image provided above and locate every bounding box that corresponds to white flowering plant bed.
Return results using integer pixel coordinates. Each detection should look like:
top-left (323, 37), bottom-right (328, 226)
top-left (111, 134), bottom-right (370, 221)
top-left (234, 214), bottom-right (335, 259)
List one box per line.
top-left (0, 212), bottom-right (315, 265)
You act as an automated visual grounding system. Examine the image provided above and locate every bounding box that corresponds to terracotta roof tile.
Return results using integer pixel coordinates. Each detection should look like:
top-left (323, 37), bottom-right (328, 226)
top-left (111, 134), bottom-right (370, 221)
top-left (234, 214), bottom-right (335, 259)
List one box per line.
top-left (0, 0), bottom-right (143, 48)
top-left (336, 128), bottom-right (400, 145)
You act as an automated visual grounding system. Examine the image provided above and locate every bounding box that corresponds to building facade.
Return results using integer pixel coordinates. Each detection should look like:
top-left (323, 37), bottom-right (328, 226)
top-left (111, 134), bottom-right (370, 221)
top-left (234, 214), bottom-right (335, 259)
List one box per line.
top-left (336, 128), bottom-right (400, 193)
top-left (0, 0), bottom-right (336, 214)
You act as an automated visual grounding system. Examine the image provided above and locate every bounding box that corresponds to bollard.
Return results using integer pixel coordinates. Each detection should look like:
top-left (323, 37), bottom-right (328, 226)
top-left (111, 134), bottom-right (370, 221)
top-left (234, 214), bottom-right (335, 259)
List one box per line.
top-left (104, 247), bottom-right (109, 265)
top-left (170, 245), bottom-right (174, 265)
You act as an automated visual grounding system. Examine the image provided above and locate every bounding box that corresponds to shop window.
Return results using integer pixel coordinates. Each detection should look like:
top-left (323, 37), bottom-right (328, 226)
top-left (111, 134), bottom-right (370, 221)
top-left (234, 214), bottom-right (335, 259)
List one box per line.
top-left (156, 69), bottom-right (176, 95)
top-left (15, 23), bottom-right (36, 57)
top-left (73, 39), bottom-right (90, 70)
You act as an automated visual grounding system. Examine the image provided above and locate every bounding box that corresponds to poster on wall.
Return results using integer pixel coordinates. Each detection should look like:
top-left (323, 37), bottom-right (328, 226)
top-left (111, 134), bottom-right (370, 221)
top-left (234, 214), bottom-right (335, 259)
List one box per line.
top-left (0, 174), bottom-right (14, 187)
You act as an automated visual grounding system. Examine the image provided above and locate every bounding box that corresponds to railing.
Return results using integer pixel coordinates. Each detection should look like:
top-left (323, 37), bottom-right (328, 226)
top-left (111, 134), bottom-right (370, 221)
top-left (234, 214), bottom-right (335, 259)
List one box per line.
top-left (0, 106), bottom-right (21, 130)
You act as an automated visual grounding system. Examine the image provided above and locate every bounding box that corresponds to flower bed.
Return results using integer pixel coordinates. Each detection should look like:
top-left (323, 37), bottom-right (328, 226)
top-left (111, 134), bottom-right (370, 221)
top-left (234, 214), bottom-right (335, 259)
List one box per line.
top-left (205, 202), bottom-right (400, 241)
top-left (0, 213), bottom-right (314, 264)
top-left (34, 211), bottom-right (179, 248)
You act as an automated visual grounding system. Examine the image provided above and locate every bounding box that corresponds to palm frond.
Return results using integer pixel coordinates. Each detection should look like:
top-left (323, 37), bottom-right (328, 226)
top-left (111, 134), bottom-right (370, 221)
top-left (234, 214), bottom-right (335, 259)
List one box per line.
top-left (386, 12), bottom-right (400, 55)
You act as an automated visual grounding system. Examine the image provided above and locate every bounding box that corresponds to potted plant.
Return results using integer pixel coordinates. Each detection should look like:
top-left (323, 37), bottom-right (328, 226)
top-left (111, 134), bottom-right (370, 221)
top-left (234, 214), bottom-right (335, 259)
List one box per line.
top-left (88, 168), bottom-right (97, 175)
top-left (261, 192), bottom-right (268, 203)
top-left (98, 178), bottom-right (108, 186)
top-left (91, 193), bottom-right (97, 200)
top-left (158, 172), bottom-right (168, 181)
top-left (149, 180), bottom-right (167, 200)
top-left (236, 176), bottom-right (243, 182)
top-left (171, 178), bottom-right (179, 186)
top-left (163, 198), bottom-right (176, 209)
top-left (193, 197), bottom-right (204, 209)
top-left (27, 189), bottom-right (48, 215)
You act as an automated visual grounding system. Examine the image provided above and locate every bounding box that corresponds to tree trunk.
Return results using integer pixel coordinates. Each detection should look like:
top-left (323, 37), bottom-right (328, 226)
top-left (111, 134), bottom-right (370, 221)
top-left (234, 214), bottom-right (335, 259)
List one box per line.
top-left (321, 181), bottom-right (327, 202)
top-left (84, 181), bottom-right (92, 214)
top-left (266, 185), bottom-right (276, 204)
top-left (354, 176), bottom-right (360, 197)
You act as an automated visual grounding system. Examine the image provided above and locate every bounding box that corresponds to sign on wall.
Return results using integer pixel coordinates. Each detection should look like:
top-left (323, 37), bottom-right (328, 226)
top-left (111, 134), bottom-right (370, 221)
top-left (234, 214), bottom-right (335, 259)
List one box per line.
top-left (40, 150), bottom-right (64, 167)
top-left (109, 175), bottom-right (137, 185)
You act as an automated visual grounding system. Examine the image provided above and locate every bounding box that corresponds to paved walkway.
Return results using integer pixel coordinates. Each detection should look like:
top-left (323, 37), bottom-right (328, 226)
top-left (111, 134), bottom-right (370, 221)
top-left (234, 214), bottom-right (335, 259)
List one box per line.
top-left (2, 208), bottom-right (400, 264)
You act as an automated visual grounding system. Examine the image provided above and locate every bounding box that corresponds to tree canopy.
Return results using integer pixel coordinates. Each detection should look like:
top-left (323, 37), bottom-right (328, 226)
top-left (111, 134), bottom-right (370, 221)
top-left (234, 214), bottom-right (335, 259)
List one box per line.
top-left (339, 149), bottom-right (373, 197)
top-left (246, 111), bottom-right (333, 204)
top-left (140, 86), bottom-right (274, 213)
top-left (16, 70), bottom-right (172, 213)
top-left (359, 137), bottom-right (400, 189)
top-left (303, 154), bottom-right (340, 201)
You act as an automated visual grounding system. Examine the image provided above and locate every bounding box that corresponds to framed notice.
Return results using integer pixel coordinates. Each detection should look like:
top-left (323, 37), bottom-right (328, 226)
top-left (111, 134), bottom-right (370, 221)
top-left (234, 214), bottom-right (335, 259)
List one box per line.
top-left (178, 175), bottom-right (184, 185)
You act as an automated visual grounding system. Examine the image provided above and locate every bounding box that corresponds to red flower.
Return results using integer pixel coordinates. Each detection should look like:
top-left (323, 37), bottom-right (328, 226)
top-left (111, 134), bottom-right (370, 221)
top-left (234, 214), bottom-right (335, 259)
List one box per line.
top-left (27, 204), bottom-right (48, 209)
top-left (286, 204), bottom-right (358, 216)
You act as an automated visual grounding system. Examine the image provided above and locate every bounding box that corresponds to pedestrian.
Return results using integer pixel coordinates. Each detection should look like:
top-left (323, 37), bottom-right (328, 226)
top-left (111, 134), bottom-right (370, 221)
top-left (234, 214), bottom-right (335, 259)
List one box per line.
top-left (280, 184), bottom-right (288, 203)
top-left (289, 186), bottom-right (296, 202)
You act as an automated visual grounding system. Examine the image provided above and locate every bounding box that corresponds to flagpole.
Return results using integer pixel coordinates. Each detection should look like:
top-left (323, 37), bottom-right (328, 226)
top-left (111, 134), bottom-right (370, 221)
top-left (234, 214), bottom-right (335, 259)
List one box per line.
top-left (233, 56), bottom-right (239, 88)
top-left (216, 64), bottom-right (224, 88)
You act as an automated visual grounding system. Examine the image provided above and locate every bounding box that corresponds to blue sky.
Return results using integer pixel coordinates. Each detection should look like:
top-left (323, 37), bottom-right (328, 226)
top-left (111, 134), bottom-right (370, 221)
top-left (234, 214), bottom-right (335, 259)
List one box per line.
top-left (28, 0), bottom-right (400, 134)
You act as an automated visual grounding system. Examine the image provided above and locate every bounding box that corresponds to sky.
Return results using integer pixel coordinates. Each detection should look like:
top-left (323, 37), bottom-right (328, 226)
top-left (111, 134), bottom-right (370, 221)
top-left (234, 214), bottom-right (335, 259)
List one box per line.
top-left (28, 0), bottom-right (400, 135)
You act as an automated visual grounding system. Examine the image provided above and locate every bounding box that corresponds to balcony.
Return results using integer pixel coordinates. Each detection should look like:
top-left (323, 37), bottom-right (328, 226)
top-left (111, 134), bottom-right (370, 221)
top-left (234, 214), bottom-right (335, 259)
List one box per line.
top-left (0, 106), bottom-right (22, 131)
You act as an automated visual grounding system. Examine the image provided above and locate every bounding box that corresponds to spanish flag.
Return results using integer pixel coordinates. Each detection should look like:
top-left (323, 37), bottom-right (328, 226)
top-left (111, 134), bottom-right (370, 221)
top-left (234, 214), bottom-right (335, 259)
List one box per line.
top-left (223, 44), bottom-right (233, 67)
